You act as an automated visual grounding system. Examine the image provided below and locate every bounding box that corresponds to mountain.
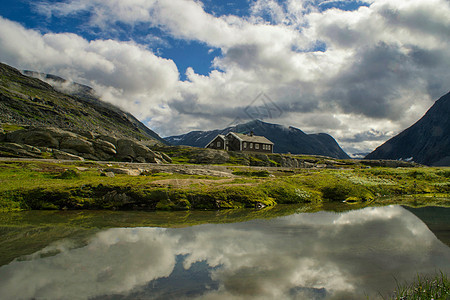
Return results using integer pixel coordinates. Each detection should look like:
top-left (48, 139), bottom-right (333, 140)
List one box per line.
top-left (366, 91), bottom-right (450, 166)
top-left (0, 62), bottom-right (165, 145)
top-left (165, 119), bottom-right (350, 159)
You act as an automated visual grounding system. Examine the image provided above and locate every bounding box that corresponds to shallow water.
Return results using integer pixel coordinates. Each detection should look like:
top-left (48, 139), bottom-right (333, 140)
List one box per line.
top-left (0, 205), bottom-right (449, 299)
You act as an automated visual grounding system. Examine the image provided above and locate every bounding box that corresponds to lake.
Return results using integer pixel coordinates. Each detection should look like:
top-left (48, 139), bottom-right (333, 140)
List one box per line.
top-left (0, 205), bottom-right (449, 299)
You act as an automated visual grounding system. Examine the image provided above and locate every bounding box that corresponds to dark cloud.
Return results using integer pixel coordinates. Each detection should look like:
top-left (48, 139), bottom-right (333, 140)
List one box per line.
top-left (326, 43), bottom-right (424, 120)
top-left (341, 129), bottom-right (392, 143)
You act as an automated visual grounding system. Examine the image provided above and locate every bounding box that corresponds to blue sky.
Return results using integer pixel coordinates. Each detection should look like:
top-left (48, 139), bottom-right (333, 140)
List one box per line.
top-left (0, 0), bottom-right (369, 79)
top-left (0, 0), bottom-right (449, 154)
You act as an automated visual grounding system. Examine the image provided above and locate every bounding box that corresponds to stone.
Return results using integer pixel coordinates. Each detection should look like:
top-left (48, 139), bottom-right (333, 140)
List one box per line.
top-left (103, 168), bottom-right (142, 176)
top-left (160, 152), bottom-right (172, 163)
top-left (52, 149), bottom-right (85, 161)
top-left (0, 142), bottom-right (42, 158)
top-left (7, 127), bottom-right (60, 148)
top-left (100, 172), bottom-right (115, 178)
top-left (60, 136), bottom-right (95, 155)
top-left (189, 148), bottom-right (229, 164)
top-left (93, 139), bottom-right (116, 155)
top-left (116, 139), bottom-right (158, 163)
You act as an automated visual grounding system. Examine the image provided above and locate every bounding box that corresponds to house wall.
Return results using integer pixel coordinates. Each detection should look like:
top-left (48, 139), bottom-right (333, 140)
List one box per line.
top-left (226, 134), bottom-right (242, 151)
top-left (242, 142), bottom-right (273, 153)
top-left (206, 136), bottom-right (225, 150)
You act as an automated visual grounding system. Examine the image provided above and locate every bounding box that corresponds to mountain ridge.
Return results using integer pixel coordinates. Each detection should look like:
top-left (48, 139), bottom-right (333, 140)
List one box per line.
top-left (165, 119), bottom-right (350, 159)
top-left (366, 91), bottom-right (450, 166)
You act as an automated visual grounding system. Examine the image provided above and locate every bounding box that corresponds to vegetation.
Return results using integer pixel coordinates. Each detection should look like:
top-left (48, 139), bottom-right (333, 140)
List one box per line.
top-left (0, 160), bottom-right (448, 211)
top-left (390, 272), bottom-right (450, 300)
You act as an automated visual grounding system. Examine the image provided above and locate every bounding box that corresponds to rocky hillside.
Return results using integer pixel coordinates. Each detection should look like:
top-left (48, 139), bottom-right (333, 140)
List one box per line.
top-left (0, 62), bottom-right (165, 145)
top-left (166, 119), bottom-right (350, 159)
top-left (366, 91), bottom-right (450, 166)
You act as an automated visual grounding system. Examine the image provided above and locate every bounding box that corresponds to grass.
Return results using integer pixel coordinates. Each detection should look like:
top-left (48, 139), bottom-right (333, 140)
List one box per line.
top-left (390, 272), bottom-right (450, 300)
top-left (0, 160), bottom-right (448, 211)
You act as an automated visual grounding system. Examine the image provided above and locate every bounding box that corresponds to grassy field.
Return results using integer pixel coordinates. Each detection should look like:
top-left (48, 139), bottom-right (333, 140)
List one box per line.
top-left (0, 159), bottom-right (448, 211)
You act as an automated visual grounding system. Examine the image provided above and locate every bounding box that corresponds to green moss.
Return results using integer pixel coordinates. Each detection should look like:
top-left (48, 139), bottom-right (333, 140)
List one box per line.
top-left (232, 170), bottom-right (270, 177)
top-left (54, 169), bottom-right (80, 179)
top-left (1, 123), bottom-right (25, 132)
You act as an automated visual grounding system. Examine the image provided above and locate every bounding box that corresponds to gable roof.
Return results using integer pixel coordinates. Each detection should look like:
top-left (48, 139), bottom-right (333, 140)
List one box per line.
top-left (205, 134), bottom-right (226, 148)
top-left (228, 132), bottom-right (274, 144)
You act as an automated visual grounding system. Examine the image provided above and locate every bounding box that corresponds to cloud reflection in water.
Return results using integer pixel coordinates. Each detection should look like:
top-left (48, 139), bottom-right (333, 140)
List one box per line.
top-left (0, 206), bottom-right (449, 300)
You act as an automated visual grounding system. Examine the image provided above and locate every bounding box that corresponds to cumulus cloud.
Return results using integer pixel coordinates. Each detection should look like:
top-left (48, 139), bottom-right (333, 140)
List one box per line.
top-left (0, 16), bottom-right (180, 117)
top-left (0, 206), bottom-right (449, 299)
top-left (1, 0), bottom-right (450, 153)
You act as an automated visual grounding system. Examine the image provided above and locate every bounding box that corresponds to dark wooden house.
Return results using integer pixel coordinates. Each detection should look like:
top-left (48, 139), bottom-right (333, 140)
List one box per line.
top-left (206, 132), bottom-right (274, 153)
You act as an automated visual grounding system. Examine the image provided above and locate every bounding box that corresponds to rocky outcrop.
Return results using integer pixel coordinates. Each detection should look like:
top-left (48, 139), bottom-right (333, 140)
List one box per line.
top-left (2, 126), bottom-right (171, 163)
top-left (188, 148), bottom-right (230, 164)
top-left (0, 142), bottom-right (42, 158)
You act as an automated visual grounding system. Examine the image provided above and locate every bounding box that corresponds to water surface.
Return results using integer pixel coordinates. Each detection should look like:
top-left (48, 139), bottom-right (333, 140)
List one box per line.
top-left (0, 205), bottom-right (449, 299)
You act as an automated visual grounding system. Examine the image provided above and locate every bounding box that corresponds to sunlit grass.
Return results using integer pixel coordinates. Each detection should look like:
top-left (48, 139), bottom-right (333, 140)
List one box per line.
top-left (390, 272), bottom-right (450, 300)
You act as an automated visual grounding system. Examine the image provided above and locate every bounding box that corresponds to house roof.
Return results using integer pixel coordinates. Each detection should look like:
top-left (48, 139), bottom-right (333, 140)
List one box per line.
top-left (205, 134), bottom-right (226, 148)
top-left (228, 132), bottom-right (274, 144)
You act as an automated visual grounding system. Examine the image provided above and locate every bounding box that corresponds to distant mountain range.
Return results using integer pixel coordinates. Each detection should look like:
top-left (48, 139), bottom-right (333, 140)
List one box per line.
top-left (366, 91), bottom-right (450, 166)
top-left (165, 119), bottom-right (350, 159)
top-left (0, 62), bottom-right (165, 145)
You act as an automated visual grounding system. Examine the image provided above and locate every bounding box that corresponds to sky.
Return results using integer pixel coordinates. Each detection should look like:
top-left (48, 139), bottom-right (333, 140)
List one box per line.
top-left (0, 0), bottom-right (449, 155)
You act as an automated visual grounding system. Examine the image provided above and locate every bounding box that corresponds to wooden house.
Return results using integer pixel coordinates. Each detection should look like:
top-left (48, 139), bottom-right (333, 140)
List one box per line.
top-left (206, 132), bottom-right (274, 153)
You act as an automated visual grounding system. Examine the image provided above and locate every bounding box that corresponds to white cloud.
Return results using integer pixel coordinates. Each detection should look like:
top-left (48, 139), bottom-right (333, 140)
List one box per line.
top-left (0, 16), bottom-right (180, 118)
top-left (1, 0), bottom-right (450, 153)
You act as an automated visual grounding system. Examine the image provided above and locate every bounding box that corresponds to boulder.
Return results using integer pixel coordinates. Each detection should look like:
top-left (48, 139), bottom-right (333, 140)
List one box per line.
top-left (189, 148), bottom-right (229, 164)
top-left (2, 126), bottom-right (172, 163)
top-left (0, 142), bottom-right (42, 158)
top-left (97, 135), bottom-right (118, 146)
top-left (100, 171), bottom-right (115, 178)
top-left (93, 139), bottom-right (116, 155)
top-left (116, 139), bottom-right (160, 163)
top-left (103, 168), bottom-right (142, 176)
top-left (7, 127), bottom-right (60, 148)
top-left (52, 149), bottom-right (85, 161)
top-left (60, 136), bottom-right (95, 155)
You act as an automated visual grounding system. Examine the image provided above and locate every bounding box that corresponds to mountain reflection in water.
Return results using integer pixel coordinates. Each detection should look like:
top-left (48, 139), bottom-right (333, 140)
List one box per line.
top-left (0, 206), bottom-right (449, 300)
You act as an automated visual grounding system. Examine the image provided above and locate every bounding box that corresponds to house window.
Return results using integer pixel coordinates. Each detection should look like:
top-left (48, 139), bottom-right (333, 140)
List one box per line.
top-left (255, 144), bottom-right (259, 150)
top-left (243, 142), bottom-right (247, 148)
top-left (217, 141), bottom-right (221, 147)
top-left (268, 145), bottom-right (271, 151)
top-left (250, 143), bottom-right (253, 149)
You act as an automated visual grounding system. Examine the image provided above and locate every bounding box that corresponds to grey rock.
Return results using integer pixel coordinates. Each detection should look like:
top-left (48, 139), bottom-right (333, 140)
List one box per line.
top-left (60, 136), bottom-right (95, 155)
top-left (116, 139), bottom-right (159, 163)
top-left (0, 142), bottom-right (42, 158)
top-left (97, 135), bottom-right (118, 146)
top-left (7, 127), bottom-right (60, 148)
top-left (160, 152), bottom-right (172, 163)
top-left (100, 172), bottom-right (115, 178)
top-left (189, 148), bottom-right (229, 164)
top-left (103, 168), bottom-right (142, 176)
top-left (102, 190), bottom-right (132, 205)
top-left (52, 149), bottom-right (85, 161)
top-left (93, 139), bottom-right (116, 155)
